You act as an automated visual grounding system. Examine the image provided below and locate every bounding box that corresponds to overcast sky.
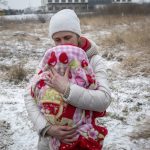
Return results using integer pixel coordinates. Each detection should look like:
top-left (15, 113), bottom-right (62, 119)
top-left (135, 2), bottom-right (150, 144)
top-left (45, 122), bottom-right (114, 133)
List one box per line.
top-left (6, 0), bottom-right (150, 9)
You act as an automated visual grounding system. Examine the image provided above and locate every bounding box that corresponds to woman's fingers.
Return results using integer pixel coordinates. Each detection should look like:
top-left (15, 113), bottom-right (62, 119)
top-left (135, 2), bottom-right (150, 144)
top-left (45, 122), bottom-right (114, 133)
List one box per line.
top-left (51, 66), bottom-right (69, 79)
top-left (64, 67), bottom-right (70, 78)
top-left (60, 126), bottom-right (77, 136)
top-left (48, 70), bottom-right (54, 78)
top-left (42, 67), bottom-right (69, 94)
top-left (42, 69), bottom-right (56, 86)
top-left (59, 126), bottom-right (79, 143)
top-left (47, 125), bottom-right (78, 140)
top-left (51, 67), bottom-right (58, 75)
top-left (62, 135), bottom-right (79, 144)
top-left (60, 125), bottom-right (76, 131)
top-left (46, 125), bottom-right (79, 144)
top-left (63, 131), bottom-right (78, 139)
top-left (45, 81), bottom-right (53, 88)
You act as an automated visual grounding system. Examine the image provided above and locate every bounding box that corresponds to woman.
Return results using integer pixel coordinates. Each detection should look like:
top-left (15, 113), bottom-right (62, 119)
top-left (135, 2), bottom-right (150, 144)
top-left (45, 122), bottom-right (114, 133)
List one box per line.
top-left (24, 9), bottom-right (111, 150)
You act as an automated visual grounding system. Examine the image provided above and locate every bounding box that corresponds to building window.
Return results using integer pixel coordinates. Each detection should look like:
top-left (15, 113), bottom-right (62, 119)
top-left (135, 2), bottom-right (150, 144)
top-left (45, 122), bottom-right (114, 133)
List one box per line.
top-left (55, 0), bottom-right (59, 2)
top-left (48, 0), bottom-right (52, 3)
top-left (81, 0), bottom-right (85, 3)
top-left (62, 0), bottom-right (66, 3)
top-left (68, 0), bottom-right (72, 2)
top-left (128, 0), bottom-right (131, 2)
top-left (75, 0), bottom-right (78, 3)
top-left (116, 0), bottom-right (120, 2)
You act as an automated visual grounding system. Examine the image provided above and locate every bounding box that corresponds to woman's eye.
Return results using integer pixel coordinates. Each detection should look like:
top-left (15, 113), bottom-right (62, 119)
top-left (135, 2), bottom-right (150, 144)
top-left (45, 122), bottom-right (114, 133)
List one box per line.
top-left (55, 39), bottom-right (60, 42)
top-left (64, 36), bottom-right (71, 40)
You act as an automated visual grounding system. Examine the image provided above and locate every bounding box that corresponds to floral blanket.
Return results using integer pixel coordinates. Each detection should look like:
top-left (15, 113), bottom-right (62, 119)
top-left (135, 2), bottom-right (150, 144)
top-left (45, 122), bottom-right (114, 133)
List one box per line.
top-left (30, 45), bottom-right (107, 150)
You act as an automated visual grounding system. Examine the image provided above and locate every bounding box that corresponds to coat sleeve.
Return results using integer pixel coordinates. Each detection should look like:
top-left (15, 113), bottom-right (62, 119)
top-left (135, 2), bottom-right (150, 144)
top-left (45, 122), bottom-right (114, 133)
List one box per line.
top-left (24, 50), bottom-right (52, 135)
top-left (66, 55), bottom-right (111, 112)
top-left (24, 87), bottom-right (48, 134)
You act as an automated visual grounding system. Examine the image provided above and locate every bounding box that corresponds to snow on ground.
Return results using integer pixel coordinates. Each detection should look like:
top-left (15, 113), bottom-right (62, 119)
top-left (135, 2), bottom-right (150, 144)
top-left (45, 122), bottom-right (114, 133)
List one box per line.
top-left (0, 15), bottom-right (150, 150)
top-left (0, 82), bottom-right (38, 150)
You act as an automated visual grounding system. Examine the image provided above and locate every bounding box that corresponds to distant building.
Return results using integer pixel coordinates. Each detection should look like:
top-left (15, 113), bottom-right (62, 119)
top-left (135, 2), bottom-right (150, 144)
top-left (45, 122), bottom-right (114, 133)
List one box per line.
top-left (41, 0), bottom-right (140, 13)
top-left (88, 0), bottom-right (112, 5)
top-left (88, 0), bottom-right (112, 9)
top-left (41, 0), bottom-right (88, 12)
top-left (112, 0), bottom-right (133, 3)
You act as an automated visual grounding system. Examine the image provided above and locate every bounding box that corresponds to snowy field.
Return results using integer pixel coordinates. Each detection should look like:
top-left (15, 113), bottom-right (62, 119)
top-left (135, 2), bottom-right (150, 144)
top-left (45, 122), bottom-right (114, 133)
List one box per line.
top-left (0, 14), bottom-right (150, 150)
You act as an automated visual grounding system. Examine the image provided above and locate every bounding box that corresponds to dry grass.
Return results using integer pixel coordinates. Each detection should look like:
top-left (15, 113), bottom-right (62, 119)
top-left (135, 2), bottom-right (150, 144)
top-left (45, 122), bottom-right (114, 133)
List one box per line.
top-left (129, 116), bottom-right (150, 139)
top-left (121, 53), bottom-right (150, 76)
top-left (80, 15), bottom-right (147, 28)
top-left (0, 49), bottom-right (12, 58)
top-left (0, 18), bottom-right (48, 36)
top-left (101, 32), bottom-right (125, 48)
top-left (0, 21), bottom-right (49, 50)
top-left (13, 31), bottom-right (42, 46)
top-left (80, 14), bottom-right (150, 50)
top-left (7, 64), bottom-right (27, 83)
top-left (0, 63), bottom-right (27, 83)
top-left (121, 26), bottom-right (150, 50)
top-left (99, 18), bottom-right (150, 50)
top-left (121, 56), bottom-right (139, 70)
top-left (1, 14), bottom-right (150, 77)
top-left (81, 14), bottom-right (150, 76)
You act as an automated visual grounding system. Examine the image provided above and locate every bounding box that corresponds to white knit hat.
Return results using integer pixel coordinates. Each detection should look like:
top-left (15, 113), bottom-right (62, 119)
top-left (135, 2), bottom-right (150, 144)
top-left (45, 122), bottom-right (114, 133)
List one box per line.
top-left (49, 9), bottom-right (81, 38)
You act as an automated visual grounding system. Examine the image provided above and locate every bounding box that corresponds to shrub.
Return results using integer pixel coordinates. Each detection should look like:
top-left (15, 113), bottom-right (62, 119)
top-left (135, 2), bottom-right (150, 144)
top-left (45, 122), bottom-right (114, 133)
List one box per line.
top-left (8, 63), bottom-right (27, 83)
top-left (37, 14), bottom-right (47, 23)
top-left (95, 4), bottom-right (150, 15)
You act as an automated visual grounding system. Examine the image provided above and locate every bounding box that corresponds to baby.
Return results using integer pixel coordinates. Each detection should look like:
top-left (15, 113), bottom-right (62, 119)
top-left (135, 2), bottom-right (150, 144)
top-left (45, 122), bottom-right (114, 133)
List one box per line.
top-left (30, 45), bottom-right (107, 150)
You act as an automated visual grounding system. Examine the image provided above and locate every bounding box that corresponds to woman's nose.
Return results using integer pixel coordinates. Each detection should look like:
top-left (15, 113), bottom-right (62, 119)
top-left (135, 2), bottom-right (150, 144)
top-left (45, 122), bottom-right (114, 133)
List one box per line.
top-left (60, 39), bottom-right (66, 45)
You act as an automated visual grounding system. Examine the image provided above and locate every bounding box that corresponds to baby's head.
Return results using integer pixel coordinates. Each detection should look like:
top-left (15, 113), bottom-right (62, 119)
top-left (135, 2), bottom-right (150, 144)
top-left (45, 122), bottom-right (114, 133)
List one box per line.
top-left (46, 45), bottom-right (87, 72)
top-left (44, 45), bottom-right (96, 88)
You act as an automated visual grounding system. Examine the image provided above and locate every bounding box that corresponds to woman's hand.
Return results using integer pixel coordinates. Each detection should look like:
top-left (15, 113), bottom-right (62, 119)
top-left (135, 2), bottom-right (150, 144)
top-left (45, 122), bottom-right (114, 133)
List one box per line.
top-left (47, 125), bottom-right (78, 144)
top-left (45, 67), bottom-right (70, 94)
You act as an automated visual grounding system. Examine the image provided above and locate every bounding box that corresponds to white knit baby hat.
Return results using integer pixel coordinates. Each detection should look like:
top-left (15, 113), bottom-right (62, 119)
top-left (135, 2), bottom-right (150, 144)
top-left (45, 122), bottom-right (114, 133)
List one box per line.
top-left (49, 9), bottom-right (81, 38)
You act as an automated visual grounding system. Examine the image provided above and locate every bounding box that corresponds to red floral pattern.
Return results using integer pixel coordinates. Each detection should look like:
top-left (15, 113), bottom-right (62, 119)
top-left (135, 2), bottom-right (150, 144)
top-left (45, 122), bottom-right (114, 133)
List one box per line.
top-left (60, 136), bottom-right (102, 150)
top-left (37, 79), bottom-right (46, 89)
top-left (81, 59), bottom-right (88, 68)
top-left (48, 51), bottom-right (57, 66)
top-left (59, 52), bottom-right (69, 64)
top-left (86, 74), bottom-right (96, 85)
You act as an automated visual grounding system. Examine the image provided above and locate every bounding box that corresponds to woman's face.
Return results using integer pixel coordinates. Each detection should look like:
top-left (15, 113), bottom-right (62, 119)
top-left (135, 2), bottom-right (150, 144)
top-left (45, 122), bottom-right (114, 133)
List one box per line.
top-left (52, 31), bottom-right (79, 46)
